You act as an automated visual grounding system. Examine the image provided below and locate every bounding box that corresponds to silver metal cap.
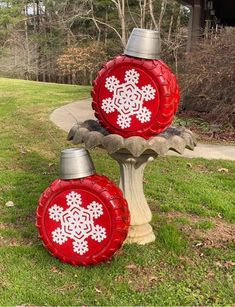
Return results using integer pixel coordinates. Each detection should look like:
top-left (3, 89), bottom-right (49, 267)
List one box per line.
top-left (60, 148), bottom-right (95, 180)
top-left (124, 28), bottom-right (161, 60)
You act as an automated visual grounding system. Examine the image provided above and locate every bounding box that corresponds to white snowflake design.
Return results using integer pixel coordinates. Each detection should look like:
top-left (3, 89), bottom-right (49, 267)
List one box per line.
top-left (48, 191), bottom-right (107, 255)
top-left (102, 69), bottom-right (156, 129)
top-left (136, 107), bottom-right (152, 123)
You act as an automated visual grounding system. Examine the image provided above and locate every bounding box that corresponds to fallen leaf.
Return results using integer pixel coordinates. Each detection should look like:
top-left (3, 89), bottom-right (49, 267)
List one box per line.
top-left (50, 265), bottom-right (62, 274)
top-left (206, 271), bottom-right (215, 279)
top-left (149, 276), bottom-right (158, 282)
top-left (215, 261), bottom-right (223, 268)
top-left (215, 261), bottom-right (235, 269)
top-left (194, 242), bottom-right (203, 247)
top-left (115, 275), bottom-right (125, 282)
top-left (95, 287), bottom-right (102, 293)
top-left (125, 264), bottom-right (138, 270)
top-left (217, 168), bottom-right (229, 173)
top-left (224, 261), bottom-right (235, 268)
top-left (5, 201), bottom-right (14, 207)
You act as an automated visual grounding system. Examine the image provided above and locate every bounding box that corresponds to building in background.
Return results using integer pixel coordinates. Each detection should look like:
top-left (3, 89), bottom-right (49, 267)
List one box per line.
top-left (181, 0), bottom-right (235, 50)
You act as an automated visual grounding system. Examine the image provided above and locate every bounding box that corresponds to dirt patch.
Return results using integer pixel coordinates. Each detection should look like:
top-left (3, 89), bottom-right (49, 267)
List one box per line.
top-left (162, 211), bottom-right (200, 223)
top-left (192, 220), bottom-right (235, 248)
top-left (115, 264), bottom-right (164, 292)
top-left (0, 222), bottom-right (36, 247)
top-left (162, 212), bottom-right (235, 248)
top-left (0, 235), bottom-right (34, 247)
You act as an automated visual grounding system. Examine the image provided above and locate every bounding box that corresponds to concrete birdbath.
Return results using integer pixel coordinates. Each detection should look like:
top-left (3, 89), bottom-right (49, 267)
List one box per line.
top-left (68, 120), bottom-right (196, 245)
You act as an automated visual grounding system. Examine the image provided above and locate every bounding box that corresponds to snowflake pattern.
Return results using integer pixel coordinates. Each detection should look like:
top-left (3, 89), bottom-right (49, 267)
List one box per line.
top-left (136, 107), bottom-right (152, 123)
top-left (117, 114), bottom-right (132, 129)
top-left (101, 97), bottom-right (115, 114)
top-left (102, 69), bottom-right (156, 129)
top-left (142, 84), bottom-right (156, 101)
top-left (105, 75), bottom-right (120, 92)
top-left (48, 191), bottom-right (107, 255)
top-left (49, 205), bottom-right (63, 222)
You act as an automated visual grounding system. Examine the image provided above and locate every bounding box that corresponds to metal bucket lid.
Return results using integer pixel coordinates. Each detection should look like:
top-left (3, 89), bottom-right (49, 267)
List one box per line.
top-left (60, 148), bottom-right (95, 180)
top-left (124, 28), bottom-right (161, 60)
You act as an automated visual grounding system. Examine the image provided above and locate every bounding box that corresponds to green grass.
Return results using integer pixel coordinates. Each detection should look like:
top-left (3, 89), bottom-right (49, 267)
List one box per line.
top-left (0, 78), bottom-right (235, 306)
top-left (195, 220), bottom-right (215, 230)
top-left (157, 223), bottom-right (188, 255)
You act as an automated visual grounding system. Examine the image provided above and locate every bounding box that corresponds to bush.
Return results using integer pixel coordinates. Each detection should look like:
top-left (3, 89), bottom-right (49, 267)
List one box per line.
top-left (179, 29), bottom-right (235, 128)
top-left (57, 43), bottom-right (108, 85)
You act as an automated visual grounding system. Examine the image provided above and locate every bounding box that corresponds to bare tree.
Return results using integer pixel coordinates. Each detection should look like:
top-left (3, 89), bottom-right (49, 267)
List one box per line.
top-left (149, 0), bottom-right (158, 30)
top-left (139, 0), bottom-right (147, 28)
top-left (0, 30), bottom-right (38, 79)
top-left (168, 2), bottom-right (176, 42)
top-left (90, 0), bottom-right (101, 44)
top-left (111, 0), bottom-right (126, 46)
top-left (158, 0), bottom-right (168, 32)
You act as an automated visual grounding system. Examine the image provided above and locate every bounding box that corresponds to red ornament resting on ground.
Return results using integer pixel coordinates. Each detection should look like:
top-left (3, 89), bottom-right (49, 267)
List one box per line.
top-left (92, 29), bottom-right (180, 139)
top-left (37, 149), bottom-right (130, 266)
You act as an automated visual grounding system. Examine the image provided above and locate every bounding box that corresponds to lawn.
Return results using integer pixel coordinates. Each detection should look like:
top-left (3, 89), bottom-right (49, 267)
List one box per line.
top-left (0, 77), bottom-right (234, 306)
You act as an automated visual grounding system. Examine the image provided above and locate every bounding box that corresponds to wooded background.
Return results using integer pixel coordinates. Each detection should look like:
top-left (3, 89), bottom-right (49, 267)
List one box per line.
top-left (1, 0), bottom-right (234, 127)
top-left (0, 0), bottom-right (189, 84)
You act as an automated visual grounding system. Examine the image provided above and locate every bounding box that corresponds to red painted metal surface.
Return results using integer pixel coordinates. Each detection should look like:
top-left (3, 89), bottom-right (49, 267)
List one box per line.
top-left (36, 174), bottom-right (130, 266)
top-left (92, 55), bottom-right (180, 139)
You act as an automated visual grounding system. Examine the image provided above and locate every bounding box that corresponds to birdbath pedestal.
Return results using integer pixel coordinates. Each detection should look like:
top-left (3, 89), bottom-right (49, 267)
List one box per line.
top-left (110, 152), bottom-right (156, 244)
top-left (68, 120), bottom-right (196, 245)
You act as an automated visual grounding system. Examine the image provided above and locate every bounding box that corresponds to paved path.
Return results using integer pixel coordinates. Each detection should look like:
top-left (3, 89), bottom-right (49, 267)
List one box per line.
top-left (50, 100), bottom-right (235, 161)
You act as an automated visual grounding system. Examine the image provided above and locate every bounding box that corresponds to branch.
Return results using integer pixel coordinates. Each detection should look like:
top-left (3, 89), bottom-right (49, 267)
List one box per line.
top-left (90, 0), bottom-right (101, 44)
top-left (111, 0), bottom-right (119, 8)
top-left (127, 0), bottom-right (138, 28)
top-left (77, 16), bottom-right (124, 46)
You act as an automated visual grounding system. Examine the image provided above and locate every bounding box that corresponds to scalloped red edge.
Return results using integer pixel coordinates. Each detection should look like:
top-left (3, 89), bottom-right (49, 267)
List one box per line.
top-left (91, 55), bottom-right (180, 139)
top-left (36, 174), bottom-right (130, 266)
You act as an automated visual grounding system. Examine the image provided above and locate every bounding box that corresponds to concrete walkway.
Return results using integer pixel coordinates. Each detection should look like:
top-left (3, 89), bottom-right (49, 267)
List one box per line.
top-left (50, 99), bottom-right (235, 161)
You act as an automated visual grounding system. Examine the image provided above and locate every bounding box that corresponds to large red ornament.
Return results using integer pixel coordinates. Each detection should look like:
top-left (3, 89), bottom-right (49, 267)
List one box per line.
top-left (92, 55), bottom-right (180, 139)
top-left (37, 174), bottom-right (130, 266)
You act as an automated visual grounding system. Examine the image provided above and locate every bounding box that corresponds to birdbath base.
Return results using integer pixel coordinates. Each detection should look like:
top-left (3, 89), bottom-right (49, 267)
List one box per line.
top-left (111, 152), bottom-right (157, 244)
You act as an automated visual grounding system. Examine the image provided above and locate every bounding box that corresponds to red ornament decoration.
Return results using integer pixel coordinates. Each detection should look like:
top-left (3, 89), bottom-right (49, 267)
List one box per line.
top-left (92, 55), bottom-right (180, 139)
top-left (37, 174), bottom-right (130, 266)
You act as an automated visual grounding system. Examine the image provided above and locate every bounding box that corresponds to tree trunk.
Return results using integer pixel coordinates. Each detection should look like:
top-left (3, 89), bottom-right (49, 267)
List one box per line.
top-left (139, 0), bottom-right (147, 28)
top-left (112, 0), bottom-right (126, 46)
top-left (24, 4), bottom-right (30, 79)
top-left (104, 9), bottom-right (108, 46)
top-left (120, 0), bottom-right (126, 46)
top-left (149, 0), bottom-right (158, 30)
top-left (158, 0), bottom-right (168, 32)
top-left (90, 0), bottom-right (101, 45)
